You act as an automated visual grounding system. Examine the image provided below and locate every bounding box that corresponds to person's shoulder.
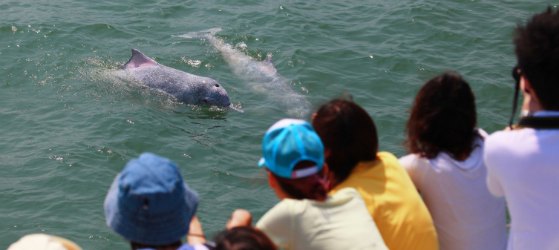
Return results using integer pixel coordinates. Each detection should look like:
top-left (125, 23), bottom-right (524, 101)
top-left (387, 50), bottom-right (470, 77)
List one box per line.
top-left (484, 130), bottom-right (513, 156)
top-left (267, 198), bottom-right (308, 215)
top-left (398, 153), bottom-right (432, 178)
top-left (486, 129), bottom-right (512, 140)
top-left (330, 187), bottom-right (360, 199)
top-left (398, 153), bottom-right (422, 168)
top-left (378, 151), bottom-right (398, 161)
top-left (378, 151), bottom-right (411, 171)
top-left (486, 128), bottom-right (534, 149)
top-left (257, 200), bottom-right (295, 228)
top-left (484, 128), bottom-right (538, 166)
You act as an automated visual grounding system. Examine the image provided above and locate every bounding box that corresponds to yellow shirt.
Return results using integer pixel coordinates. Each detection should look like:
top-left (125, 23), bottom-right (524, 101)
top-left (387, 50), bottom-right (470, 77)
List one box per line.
top-left (330, 152), bottom-right (439, 250)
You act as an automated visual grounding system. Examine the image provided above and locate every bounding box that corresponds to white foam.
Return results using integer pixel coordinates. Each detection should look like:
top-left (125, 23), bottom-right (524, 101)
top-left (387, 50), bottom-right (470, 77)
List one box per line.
top-left (175, 27), bottom-right (223, 39)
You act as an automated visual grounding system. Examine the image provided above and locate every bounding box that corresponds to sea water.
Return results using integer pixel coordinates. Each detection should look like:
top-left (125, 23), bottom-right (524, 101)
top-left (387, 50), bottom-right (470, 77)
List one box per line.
top-left (0, 0), bottom-right (551, 248)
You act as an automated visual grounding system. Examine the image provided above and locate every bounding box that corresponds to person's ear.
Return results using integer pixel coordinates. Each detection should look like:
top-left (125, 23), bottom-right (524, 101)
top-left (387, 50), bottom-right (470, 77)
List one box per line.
top-left (521, 75), bottom-right (533, 94)
top-left (322, 163), bottom-right (337, 189)
top-left (267, 170), bottom-right (290, 199)
top-left (267, 170), bottom-right (278, 189)
top-left (311, 112), bottom-right (317, 121)
top-left (521, 75), bottom-right (545, 112)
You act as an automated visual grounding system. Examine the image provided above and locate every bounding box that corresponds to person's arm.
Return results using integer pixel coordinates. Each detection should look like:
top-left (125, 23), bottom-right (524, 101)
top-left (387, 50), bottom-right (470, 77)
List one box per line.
top-left (485, 164), bottom-right (504, 197)
top-left (187, 216), bottom-right (206, 245)
top-left (226, 209), bottom-right (253, 229)
top-left (483, 138), bottom-right (505, 197)
top-left (398, 154), bottom-right (423, 192)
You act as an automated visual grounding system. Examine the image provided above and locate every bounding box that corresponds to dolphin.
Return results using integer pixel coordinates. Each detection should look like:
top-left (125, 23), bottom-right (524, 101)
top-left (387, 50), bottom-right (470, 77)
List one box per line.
top-left (120, 49), bottom-right (231, 107)
top-left (178, 28), bottom-right (310, 117)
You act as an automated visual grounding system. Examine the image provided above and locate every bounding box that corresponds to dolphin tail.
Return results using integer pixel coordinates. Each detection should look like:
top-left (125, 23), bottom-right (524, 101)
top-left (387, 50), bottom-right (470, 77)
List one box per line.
top-left (175, 27), bottom-right (222, 39)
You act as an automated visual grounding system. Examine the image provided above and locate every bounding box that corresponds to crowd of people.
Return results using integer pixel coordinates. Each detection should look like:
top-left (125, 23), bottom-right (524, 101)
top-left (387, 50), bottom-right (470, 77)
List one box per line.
top-left (8, 8), bottom-right (559, 250)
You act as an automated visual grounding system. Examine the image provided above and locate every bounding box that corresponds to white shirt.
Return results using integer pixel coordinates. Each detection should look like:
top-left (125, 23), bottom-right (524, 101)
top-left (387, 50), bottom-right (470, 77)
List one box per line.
top-left (256, 188), bottom-right (387, 250)
top-left (485, 111), bottom-right (559, 250)
top-left (400, 131), bottom-right (507, 250)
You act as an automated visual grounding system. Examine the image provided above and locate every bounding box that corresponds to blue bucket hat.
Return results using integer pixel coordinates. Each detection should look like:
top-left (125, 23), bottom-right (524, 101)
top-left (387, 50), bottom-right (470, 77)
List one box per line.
top-left (104, 153), bottom-right (198, 245)
top-left (258, 119), bottom-right (325, 179)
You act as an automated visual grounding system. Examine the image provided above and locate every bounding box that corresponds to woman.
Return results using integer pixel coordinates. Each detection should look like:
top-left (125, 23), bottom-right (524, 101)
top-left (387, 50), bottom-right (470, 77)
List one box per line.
top-left (312, 99), bottom-right (438, 250)
top-left (399, 72), bottom-right (507, 250)
top-left (251, 118), bottom-right (387, 250)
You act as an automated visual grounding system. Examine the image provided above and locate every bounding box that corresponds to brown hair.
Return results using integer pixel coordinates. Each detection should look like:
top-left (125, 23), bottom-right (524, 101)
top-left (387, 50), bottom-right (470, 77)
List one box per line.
top-left (131, 241), bottom-right (181, 250)
top-left (312, 99), bottom-right (378, 184)
top-left (271, 161), bottom-right (328, 201)
top-left (404, 72), bottom-right (478, 160)
top-left (214, 226), bottom-right (277, 250)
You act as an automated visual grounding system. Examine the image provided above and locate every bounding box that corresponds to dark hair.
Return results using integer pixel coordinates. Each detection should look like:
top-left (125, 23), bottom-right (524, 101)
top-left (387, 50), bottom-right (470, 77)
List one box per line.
top-left (272, 161), bottom-right (328, 201)
top-left (405, 72), bottom-right (477, 160)
top-left (312, 99), bottom-right (378, 183)
top-left (514, 7), bottom-right (559, 110)
top-left (214, 226), bottom-right (277, 250)
top-left (131, 241), bottom-right (181, 250)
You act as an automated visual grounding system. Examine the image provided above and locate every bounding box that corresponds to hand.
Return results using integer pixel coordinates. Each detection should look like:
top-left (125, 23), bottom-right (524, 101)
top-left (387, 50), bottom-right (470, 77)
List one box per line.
top-left (226, 209), bottom-right (253, 229)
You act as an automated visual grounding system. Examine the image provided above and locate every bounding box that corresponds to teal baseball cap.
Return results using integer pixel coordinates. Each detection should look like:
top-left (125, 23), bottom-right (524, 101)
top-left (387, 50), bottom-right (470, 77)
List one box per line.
top-left (258, 119), bottom-right (325, 179)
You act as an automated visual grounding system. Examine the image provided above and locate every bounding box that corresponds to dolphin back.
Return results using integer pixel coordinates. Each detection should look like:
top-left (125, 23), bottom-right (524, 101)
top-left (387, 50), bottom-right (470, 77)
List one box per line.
top-left (123, 49), bottom-right (158, 69)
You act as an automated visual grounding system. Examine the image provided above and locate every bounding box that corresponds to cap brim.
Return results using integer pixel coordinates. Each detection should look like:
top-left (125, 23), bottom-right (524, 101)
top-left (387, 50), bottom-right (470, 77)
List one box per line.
top-left (258, 158), bottom-right (265, 167)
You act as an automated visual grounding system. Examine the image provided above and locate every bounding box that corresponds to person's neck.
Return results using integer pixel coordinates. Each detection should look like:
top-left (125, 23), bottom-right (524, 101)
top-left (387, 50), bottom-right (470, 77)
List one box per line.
top-left (521, 92), bottom-right (544, 116)
top-left (520, 77), bottom-right (544, 116)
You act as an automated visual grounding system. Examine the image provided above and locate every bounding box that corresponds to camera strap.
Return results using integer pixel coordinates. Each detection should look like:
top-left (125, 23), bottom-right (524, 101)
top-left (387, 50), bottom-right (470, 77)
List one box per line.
top-left (517, 116), bottom-right (559, 129)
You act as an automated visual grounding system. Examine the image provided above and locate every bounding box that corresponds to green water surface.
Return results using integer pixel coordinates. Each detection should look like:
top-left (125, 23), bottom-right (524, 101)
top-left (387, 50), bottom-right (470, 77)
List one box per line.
top-left (0, 0), bottom-right (552, 248)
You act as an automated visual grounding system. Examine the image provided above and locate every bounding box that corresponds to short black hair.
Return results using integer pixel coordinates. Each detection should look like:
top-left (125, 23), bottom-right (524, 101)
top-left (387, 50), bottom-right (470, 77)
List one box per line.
top-left (515, 7), bottom-right (559, 110)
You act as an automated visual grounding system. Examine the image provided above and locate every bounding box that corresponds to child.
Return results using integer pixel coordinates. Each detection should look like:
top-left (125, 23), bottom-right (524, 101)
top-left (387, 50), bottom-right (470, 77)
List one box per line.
top-left (252, 119), bottom-right (386, 250)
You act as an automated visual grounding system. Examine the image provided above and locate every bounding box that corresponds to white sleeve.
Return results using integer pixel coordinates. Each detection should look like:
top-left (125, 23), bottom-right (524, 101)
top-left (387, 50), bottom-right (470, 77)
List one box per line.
top-left (399, 154), bottom-right (422, 190)
top-left (256, 201), bottom-right (293, 249)
top-left (192, 244), bottom-right (210, 250)
top-left (477, 128), bottom-right (489, 138)
top-left (483, 137), bottom-right (505, 197)
top-left (485, 163), bottom-right (504, 197)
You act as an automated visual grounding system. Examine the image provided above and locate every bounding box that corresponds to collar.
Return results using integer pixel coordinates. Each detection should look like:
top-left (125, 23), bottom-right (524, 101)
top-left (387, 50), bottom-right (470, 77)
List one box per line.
top-left (533, 110), bottom-right (559, 117)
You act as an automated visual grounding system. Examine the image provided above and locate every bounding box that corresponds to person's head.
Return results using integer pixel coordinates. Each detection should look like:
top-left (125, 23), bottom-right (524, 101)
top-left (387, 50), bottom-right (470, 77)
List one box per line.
top-left (104, 152), bottom-right (198, 249)
top-left (405, 72), bottom-right (477, 160)
top-left (312, 99), bottom-right (378, 184)
top-left (514, 7), bottom-right (559, 111)
top-left (258, 119), bottom-right (328, 201)
top-left (213, 226), bottom-right (277, 250)
top-left (8, 234), bottom-right (82, 250)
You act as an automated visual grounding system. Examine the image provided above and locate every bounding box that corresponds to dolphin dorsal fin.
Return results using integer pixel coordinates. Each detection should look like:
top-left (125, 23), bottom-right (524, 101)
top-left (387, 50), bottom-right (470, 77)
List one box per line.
top-left (123, 49), bottom-right (158, 69)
